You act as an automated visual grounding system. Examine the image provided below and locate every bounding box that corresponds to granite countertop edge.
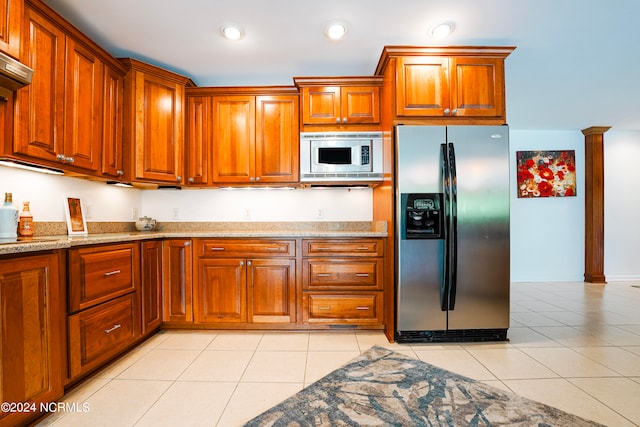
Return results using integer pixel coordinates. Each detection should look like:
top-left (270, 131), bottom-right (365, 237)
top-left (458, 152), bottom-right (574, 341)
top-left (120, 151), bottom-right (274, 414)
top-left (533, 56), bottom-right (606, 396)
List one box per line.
top-left (0, 223), bottom-right (388, 255)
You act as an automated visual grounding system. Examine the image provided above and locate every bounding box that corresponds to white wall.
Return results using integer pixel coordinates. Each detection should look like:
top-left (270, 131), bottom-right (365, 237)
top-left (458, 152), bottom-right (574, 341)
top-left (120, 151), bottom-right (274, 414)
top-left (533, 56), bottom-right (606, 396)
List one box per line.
top-left (604, 131), bottom-right (640, 281)
top-left (509, 130), bottom-right (585, 282)
top-left (140, 187), bottom-right (372, 222)
top-left (0, 167), bottom-right (143, 221)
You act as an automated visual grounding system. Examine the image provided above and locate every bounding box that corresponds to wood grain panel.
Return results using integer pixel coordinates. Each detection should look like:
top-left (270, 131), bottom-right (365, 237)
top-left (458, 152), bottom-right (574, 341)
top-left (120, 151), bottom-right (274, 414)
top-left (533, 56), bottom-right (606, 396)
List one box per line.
top-left (162, 239), bottom-right (193, 323)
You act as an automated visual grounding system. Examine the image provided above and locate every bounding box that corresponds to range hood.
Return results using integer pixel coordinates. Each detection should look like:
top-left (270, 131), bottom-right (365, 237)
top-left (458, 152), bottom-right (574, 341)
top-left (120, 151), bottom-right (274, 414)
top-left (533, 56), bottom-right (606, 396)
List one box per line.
top-left (0, 52), bottom-right (34, 99)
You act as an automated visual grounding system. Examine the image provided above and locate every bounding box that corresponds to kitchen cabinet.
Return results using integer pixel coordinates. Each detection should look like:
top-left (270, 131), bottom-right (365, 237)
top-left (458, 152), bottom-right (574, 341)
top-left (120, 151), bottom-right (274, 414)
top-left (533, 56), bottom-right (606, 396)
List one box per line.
top-left (12, 2), bottom-right (128, 176)
top-left (121, 58), bottom-right (192, 184)
top-left (209, 88), bottom-right (299, 184)
top-left (185, 95), bottom-right (211, 185)
top-left (162, 239), bottom-right (193, 324)
top-left (141, 240), bottom-right (163, 335)
top-left (0, 0), bottom-right (22, 59)
top-left (0, 251), bottom-right (64, 427)
top-left (375, 46), bottom-right (515, 125)
top-left (301, 239), bottom-right (384, 326)
top-left (194, 239), bottom-right (296, 324)
top-left (67, 242), bottom-right (140, 380)
top-left (101, 64), bottom-right (126, 178)
top-left (294, 76), bottom-right (381, 130)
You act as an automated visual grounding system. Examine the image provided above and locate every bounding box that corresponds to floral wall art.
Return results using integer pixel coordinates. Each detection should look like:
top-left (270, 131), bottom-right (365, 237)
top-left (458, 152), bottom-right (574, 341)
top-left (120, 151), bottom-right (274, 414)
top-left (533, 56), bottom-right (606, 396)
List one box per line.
top-left (516, 150), bottom-right (576, 198)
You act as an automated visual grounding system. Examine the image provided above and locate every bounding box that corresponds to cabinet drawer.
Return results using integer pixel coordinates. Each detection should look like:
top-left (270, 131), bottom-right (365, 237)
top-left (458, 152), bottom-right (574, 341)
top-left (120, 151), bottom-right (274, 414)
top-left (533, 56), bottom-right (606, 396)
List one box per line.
top-left (68, 243), bottom-right (139, 312)
top-left (303, 239), bottom-right (383, 257)
top-left (67, 294), bottom-right (139, 379)
top-left (303, 293), bottom-right (383, 324)
top-left (303, 259), bottom-right (382, 290)
top-left (197, 239), bottom-right (295, 258)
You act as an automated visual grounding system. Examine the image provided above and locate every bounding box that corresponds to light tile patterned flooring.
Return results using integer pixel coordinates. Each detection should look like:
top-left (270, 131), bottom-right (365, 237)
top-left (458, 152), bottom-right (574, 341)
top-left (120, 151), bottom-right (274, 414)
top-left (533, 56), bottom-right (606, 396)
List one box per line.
top-left (38, 282), bottom-right (640, 426)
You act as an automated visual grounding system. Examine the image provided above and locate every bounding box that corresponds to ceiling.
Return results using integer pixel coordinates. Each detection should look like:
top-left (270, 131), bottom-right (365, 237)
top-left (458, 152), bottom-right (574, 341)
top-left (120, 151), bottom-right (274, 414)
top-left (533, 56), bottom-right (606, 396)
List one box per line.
top-left (44, 0), bottom-right (640, 131)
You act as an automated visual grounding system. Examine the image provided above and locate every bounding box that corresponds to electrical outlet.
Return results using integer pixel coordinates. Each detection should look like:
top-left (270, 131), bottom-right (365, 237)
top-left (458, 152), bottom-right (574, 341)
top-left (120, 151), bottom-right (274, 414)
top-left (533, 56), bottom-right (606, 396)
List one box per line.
top-left (171, 208), bottom-right (180, 220)
top-left (84, 203), bottom-right (92, 219)
top-left (131, 207), bottom-right (138, 220)
top-left (317, 208), bottom-right (324, 219)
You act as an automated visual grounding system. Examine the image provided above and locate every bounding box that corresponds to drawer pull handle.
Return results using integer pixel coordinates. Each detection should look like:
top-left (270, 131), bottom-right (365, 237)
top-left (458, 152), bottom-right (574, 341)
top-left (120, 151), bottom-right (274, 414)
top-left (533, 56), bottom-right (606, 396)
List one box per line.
top-left (315, 247), bottom-right (331, 251)
top-left (266, 247), bottom-right (282, 251)
top-left (104, 324), bottom-right (122, 334)
top-left (356, 247), bottom-right (370, 251)
top-left (210, 247), bottom-right (225, 251)
top-left (355, 273), bottom-right (370, 277)
top-left (356, 306), bottom-right (370, 310)
top-left (103, 269), bottom-right (121, 277)
top-left (316, 273), bottom-right (331, 277)
top-left (317, 306), bottom-right (332, 310)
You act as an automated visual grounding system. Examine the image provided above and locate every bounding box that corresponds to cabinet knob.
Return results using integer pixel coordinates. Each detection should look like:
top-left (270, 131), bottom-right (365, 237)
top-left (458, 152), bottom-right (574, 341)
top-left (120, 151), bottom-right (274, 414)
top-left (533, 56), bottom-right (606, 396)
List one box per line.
top-left (56, 154), bottom-right (66, 162)
top-left (116, 170), bottom-right (124, 176)
top-left (247, 260), bottom-right (252, 266)
top-left (255, 176), bottom-right (261, 181)
top-left (176, 176), bottom-right (182, 181)
top-left (451, 109), bottom-right (458, 115)
top-left (444, 108), bottom-right (451, 115)
top-left (184, 241), bottom-right (191, 247)
top-left (249, 177), bottom-right (255, 181)
top-left (188, 177), bottom-right (194, 183)
top-left (342, 117), bottom-right (347, 123)
top-left (240, 260), bottom-right (245, 266)
top-left (335, 118), bottom-right (340, 123)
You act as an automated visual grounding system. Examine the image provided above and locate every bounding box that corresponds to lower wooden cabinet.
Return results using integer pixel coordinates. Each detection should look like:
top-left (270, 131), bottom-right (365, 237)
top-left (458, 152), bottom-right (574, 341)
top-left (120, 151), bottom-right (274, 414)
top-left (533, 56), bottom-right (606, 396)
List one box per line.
top-left (68, 293), bottom-right (139, 379)
top-left (141, 240), bottom-right (163, 335)
top-left (303, 293), bottom-right (383, 324)
top-left (162, 239), bottom-right (193, 324)
top-left (301, 238), bottom-right (385, 327)
top-left (0, 251), bottom-right (64, 427)
top-left (194, 239), bottom-right (296, 325)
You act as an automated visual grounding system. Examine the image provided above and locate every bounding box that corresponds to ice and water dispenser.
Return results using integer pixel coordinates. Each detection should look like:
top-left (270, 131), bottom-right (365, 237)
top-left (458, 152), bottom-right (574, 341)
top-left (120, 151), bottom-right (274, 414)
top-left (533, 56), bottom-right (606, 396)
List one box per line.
top-left (401, 193), bottom-right (443, 240)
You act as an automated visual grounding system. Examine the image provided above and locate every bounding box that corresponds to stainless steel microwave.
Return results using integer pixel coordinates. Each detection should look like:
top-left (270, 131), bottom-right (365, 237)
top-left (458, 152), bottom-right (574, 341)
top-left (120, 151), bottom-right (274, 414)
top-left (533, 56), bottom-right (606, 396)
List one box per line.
top-left (300, 132), bottom-right (383, 182)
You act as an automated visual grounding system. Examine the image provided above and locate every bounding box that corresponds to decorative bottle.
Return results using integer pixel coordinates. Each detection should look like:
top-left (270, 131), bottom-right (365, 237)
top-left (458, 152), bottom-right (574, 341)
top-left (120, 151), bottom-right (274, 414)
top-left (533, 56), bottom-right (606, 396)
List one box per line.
top-left (18, 201), bottom-right (34, 238)
top-left (0, 193), bottom-right (19, 240)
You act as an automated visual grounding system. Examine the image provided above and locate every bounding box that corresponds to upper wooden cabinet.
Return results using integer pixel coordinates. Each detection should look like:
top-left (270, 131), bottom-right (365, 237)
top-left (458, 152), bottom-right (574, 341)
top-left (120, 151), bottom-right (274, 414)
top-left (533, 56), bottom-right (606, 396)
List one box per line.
top-left (0, 0), bottom-right (22, 58)
top-left (120, 58), bottom-right (193, 184)
top-left (10, 2), bottom-right (127, 176)
top-left (375, 46), bottom-right (515, 125)
top-left (294, 77), bottom-right (381, 131)
top-left (101, 64), bottom-right (125, 178)
top-left (188, 87), bottom-right (299, 185)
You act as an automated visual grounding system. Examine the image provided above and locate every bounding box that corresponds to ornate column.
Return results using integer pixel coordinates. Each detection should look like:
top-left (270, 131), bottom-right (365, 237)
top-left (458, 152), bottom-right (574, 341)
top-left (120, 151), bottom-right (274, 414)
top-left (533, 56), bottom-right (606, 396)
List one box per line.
top-left (582, 126), bottom-right (610, 283)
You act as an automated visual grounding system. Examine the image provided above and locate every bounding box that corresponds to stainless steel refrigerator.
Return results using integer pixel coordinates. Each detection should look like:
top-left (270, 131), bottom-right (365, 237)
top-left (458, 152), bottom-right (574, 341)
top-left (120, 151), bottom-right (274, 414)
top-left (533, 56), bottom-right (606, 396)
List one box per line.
top-left (395, 125), bottom-right (510, 343)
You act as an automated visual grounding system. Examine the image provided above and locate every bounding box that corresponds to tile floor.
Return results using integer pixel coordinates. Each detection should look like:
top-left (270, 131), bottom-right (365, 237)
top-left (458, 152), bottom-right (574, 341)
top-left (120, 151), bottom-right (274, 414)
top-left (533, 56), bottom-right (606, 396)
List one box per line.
top-left (38, 281), bottom-right (640, 426)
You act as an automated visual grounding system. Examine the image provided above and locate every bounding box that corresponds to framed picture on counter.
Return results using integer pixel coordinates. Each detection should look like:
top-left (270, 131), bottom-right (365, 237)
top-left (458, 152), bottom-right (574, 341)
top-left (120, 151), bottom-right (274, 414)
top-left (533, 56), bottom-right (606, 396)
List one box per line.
top-left (64, 196), bottom-right (88, 235)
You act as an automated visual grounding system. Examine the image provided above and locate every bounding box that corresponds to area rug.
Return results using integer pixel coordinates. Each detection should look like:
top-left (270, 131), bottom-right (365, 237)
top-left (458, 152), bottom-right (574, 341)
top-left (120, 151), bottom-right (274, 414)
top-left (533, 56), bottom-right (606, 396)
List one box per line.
top-left (244, 346), bottom-right (604, 427)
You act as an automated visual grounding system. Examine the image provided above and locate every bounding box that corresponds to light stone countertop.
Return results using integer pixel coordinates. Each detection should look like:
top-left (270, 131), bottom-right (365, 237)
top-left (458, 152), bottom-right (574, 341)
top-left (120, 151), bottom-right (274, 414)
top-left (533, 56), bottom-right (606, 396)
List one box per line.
top-left (0, 221), bottom-right (388, 255)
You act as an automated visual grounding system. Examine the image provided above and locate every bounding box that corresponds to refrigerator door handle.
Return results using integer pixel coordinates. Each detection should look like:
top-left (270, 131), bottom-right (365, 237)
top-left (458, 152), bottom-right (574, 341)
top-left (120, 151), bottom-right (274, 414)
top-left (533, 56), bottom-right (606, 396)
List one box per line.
top-left (447, 142), bottom-right (458, 310)
top-left (440, 143), bottom-right (450, 311)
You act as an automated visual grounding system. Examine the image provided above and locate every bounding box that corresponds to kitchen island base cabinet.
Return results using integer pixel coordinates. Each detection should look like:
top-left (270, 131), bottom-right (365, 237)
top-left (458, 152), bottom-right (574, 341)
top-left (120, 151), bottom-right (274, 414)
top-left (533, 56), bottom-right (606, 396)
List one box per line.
top-left (0, 252), bottom-right (64, 427)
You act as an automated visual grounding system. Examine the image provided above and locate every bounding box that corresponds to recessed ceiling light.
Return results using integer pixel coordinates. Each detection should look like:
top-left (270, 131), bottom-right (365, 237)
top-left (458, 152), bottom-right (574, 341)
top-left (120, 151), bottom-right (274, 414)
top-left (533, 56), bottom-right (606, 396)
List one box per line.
top-left (324, 21), bottom-right (348, 41)
top-left (429, 22), bottom-right (454, 39)
top-left (221, 24), bottom-right (244, 41)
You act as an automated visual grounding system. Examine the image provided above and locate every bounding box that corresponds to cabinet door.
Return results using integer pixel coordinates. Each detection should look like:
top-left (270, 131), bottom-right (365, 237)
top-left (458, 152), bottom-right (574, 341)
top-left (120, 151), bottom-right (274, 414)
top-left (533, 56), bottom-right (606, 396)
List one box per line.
top-left (255, 95), bottom-right (299, 183)
top-left (141, 240), bottom-right (163, 335)
top-left (133, 70), bottom-right (184, 183)
top-left (186, 95), bottom-right (211, 185)
top-left (450, 57), bottom-right (504, 117)
top-left (340, 86), bottom-right (380, 124)
top-left (0, 0), bottom-right (22, 58)
top-left (196, 258), bottom-right (246, 323)
top-left (64, 37), bottom-right (102, 171)
top-left (163, 239), bottom-right (193, 323)
top-left (0, 253), bottom-right (63, 427)
top-left (101, 65), bottom-right (124, 178)
top-left (248, 258), bottom-right (295, 323)
top-left (211, 96), bottom-right (254, 183)
top-left (395, 56), bottom-right (450, 117)
top-left (300, 86), bottom-right (340, 125)
top-left (14, 7), bottom-right (65, 162)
